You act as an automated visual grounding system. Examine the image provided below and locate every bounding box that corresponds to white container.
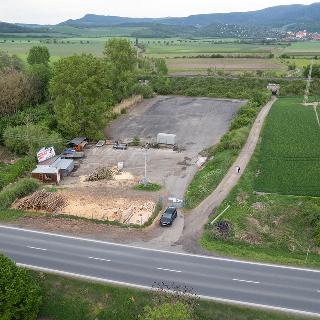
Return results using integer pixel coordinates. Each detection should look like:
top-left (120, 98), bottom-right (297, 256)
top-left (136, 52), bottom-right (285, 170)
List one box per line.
top-left (157, 133), bottom-right (176, 145)
top-left (117, 161), bottom-right (124, 171)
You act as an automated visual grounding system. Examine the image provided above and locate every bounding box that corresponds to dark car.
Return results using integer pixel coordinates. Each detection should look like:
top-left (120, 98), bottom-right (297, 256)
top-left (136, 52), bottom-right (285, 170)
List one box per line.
top-left (160, 207), bottom-right (178, 227)
top-left (113, 142), bottom-right (128, 150)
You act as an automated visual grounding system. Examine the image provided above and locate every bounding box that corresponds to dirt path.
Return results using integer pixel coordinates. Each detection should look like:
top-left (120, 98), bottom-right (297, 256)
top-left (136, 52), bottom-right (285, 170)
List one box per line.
top-left (176, 96), bottom-right (278, 253)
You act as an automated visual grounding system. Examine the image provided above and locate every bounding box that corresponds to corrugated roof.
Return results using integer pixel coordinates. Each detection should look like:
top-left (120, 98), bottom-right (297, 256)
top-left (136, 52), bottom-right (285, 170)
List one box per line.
top-left (68, 137), bottom-right (87, 146)
top-left (32, 166), bottom-right (58, 174)
top-left (52, 158), bottom-right (74, 170)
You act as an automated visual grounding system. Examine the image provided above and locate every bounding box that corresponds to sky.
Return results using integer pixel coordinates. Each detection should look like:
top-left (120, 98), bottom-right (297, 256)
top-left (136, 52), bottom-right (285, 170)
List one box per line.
top-left (0, 0), bottom-right (317, 25)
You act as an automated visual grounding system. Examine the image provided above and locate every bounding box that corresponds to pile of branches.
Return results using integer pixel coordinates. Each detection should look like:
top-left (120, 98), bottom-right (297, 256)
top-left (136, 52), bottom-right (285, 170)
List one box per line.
top-left (213, 219), bottom-right (232, 238)
top-left (17, 191), bottom-right (66, 212)
top-left (87, 167), bottom-right (117, 182)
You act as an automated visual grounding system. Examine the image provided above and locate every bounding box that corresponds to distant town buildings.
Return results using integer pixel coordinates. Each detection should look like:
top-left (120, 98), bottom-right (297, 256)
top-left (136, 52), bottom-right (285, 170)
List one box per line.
top-left (285, 30), bottom-right (320, 41)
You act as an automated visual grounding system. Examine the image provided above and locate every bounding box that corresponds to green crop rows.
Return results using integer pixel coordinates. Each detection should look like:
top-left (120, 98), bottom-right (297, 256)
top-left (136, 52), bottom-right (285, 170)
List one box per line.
top-left (255, 97), bottom-right (320, 196)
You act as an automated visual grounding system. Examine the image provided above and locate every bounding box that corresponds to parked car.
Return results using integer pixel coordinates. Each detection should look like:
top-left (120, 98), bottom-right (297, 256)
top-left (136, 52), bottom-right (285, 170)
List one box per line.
top-left (113, 142), bottom-right (128, 150)
top-left (96, 140), bottom-right (105, 147)
top-left (160, 207), bottom-right (178, 227)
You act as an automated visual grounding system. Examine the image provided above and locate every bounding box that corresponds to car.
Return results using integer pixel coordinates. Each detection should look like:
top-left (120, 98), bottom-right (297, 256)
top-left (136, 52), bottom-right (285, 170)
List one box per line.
top-left (113, 142), bottom-right (128, 150)
top-left (159, 207), bottom-right (178, 227)
top-left (96, 140), bottom-right (105, 147)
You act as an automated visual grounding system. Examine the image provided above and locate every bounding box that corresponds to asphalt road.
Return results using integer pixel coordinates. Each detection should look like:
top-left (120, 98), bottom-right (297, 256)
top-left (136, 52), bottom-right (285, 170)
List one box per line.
top-left (1, 225), bottom-right (320, 317)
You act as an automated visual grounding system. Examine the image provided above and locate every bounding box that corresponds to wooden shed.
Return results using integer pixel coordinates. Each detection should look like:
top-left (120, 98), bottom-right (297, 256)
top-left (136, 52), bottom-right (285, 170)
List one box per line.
top-left (67, 137), bottom-right (88, 151)
top-left (32, 166), bottom-right (61, 184)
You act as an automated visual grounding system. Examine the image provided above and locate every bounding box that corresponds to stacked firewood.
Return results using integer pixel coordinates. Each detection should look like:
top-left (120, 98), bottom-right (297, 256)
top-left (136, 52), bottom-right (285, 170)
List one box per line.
top-left (87, 167), bottom-right (119, 182)
top-left (17, 191), bottom-right (66, 212)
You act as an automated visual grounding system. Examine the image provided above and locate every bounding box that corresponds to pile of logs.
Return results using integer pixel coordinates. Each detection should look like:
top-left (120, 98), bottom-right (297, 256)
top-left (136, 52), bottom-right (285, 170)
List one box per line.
top-left (17, 191), bottom-right (66, 212)
top-left (87, 167), bottom-right (119, 182)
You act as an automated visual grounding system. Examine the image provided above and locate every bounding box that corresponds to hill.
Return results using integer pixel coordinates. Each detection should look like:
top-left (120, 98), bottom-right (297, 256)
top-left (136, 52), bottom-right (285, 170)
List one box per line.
top-left (61, 2), bottom-right (320, 30)
top-left (0, 22), bottom-right (35, 33)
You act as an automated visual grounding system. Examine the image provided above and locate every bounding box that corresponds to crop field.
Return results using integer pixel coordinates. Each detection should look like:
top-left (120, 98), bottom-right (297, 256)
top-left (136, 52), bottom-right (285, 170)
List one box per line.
top-left (283, 41), bottom-right (320, 57)
top-left (144, 42), bottom-right (278, 58)
top-left (255, 97), bottom-right (320, 196)
top-left (167, 57), bottom-right (285, 75)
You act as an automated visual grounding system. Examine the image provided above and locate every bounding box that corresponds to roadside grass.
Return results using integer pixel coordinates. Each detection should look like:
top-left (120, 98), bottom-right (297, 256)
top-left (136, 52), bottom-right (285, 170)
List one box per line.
top-left (133, 182), bottom-right (161, 192)
top-left (185, 149), bottom-right (237, 208)
top-left (201, 97), bottom-right (320, 267)
top-left (0, 157), bottom-right (35, 191)
top-left (32, 272), bottom-right (311, 320)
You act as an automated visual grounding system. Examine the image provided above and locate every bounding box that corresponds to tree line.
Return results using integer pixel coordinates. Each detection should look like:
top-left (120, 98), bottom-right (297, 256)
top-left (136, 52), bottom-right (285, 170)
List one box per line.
top-left (0, 39), bottom-right (168, 155)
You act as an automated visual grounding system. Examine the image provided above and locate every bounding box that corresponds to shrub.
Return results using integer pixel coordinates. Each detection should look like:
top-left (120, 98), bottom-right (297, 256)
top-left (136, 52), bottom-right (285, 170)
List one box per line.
top-left (0, 157), bottom-right (35, 191)
top-left (230, 115), bottom-right (252, 130)
top-left (315, 224), bottom-right (320, 246)
top-left (4, 124), bottom-right (64, 156)
top-left (0, 254), bottom-right (42, 320)
top-left (220, 127), bottom-right (250, 151)
top-left (139, 302), bottom-right (191, 320)
top-left (0, 178), bottom-right (39, 209)
top-left (134, 182), bottom-right (161, 192)
top-left (132, 83), bottom-right (154, 98)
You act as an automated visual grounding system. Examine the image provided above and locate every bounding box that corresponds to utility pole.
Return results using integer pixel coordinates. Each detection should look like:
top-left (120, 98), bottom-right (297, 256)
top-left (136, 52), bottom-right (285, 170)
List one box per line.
top-left (143, 147), bottom-right (148, 186)
top-left (303, 59), bottom-right (314, 105)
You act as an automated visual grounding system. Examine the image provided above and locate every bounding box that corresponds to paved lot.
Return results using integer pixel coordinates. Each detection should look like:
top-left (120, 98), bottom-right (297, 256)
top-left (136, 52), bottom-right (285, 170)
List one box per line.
top-left (94, 96), bottom-right (243, 199)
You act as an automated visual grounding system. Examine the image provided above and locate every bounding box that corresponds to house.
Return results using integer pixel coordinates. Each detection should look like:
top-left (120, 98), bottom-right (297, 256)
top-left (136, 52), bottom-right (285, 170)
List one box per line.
top-left (67, 137), bottom-right (88, 151)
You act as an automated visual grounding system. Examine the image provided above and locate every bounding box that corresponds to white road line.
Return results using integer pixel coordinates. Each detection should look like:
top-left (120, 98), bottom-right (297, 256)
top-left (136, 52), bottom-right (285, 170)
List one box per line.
top-left (157, 267), bottom-right (182, 273)
top-left (1, 225), bottom-right (319, 273)
top-left (233, 278), bottom-right (260, 284)
top-left (88, 257), bottom-right (111, 262)
top-left (16, 263), bottom-right (320, 318)
top-left (26, 246), bottom-right (47, 251)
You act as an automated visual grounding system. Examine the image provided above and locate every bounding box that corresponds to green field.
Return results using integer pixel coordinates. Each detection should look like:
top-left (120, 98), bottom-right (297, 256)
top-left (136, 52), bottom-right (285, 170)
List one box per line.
top-left (283, 41), bottom-right (320, 56)
top-left (201, 96), bottom-right (320, 267)
top-left (255, 97), bottom-right (320, 196)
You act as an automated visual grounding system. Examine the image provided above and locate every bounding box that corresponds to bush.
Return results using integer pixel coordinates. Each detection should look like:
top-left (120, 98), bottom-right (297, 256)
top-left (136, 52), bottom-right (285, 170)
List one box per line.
top-left (0, 178), bottom-right (39, 209)
top-left (220, 127), bottom-right (250, 151)
top-left (0, 157), bottom-right (35, 191)
top-left (134, 182), bottom-right (161, 192)
top-left (4, 124), bottom-right (64, 156)
top-left (139, 303), bottom-right (191, 320)
top-left (132, 83), bottom-right (154, 98)
top-left (315, 224), bottom-right (320, 246)
top-left (0, 254), bottom-right (42, 320)
top-left (230, 115), bottom-right (252, 130)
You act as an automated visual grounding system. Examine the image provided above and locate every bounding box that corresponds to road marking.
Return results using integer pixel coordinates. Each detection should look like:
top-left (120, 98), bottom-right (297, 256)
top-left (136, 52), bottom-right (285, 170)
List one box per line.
top-left (157, 267), bottom-right (182, 273)
top-left (1, 225), bottom-right (319, 273)
top-left (16, 263), bottom-right (320, 318)
top-left (26, 246), bottom-right (47, 251)
top-left (233, 278), bottom-right (260, 284)
top-left (88, 257), bottom-right (111, 262)
top-left (317, 290), bottom-right (320, 293)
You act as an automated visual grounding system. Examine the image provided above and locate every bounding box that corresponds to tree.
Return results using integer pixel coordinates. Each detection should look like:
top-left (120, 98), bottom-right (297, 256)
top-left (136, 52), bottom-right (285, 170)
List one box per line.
top-left (50, 54), bottom-right (114, 139)
top-left (0, 69), bottom-right (32, 116)
top-left (104, 39), bottom-right (137, 101)
top-left (303, 64), bottom-right (320, 78)
top-left (104, 38), bottom-right (137, 73)
top-left (0, 51), bottom-right (24, 71)
top-left (0, 254), bottom-right (42, 320)
top-left (155, 58), bottom-right (168, 75)
top-left (4, 124), bottom-right (64, 155)
top-left (27, 46), bottom-right (50, 65)
top-left (28, 63), bottom-right (52, 104)
top-left (140, 303), bottom-right (191, 320)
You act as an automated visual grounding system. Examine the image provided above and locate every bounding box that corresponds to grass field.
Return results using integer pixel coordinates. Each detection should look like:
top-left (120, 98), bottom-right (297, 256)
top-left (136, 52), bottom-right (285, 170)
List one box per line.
top-left (283, 41), bottom-right (320, 57)
top-left (201, 96), bottom-right (320, 267)
top-left (255, 97), bottom-right (320, 196)
top-left (167, 57), bottom-right (285, 75)
top-left (33, 272), bottom-right (312, 320)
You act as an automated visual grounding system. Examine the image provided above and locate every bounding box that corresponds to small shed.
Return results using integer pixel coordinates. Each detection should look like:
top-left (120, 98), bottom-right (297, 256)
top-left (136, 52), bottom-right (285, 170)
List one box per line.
top-left (157, 133), bottom-right (176, 145)
top-left (67, 137), bottom-right (88, 151)
top-left (52, 158), bottom-right (74, 177)
top-left (32, 166), bottom-right (60, 184)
